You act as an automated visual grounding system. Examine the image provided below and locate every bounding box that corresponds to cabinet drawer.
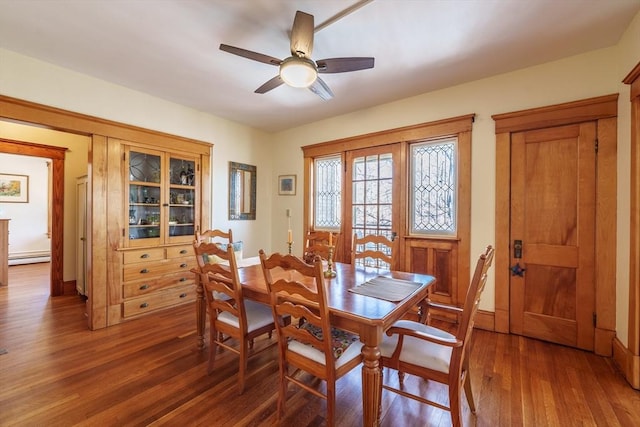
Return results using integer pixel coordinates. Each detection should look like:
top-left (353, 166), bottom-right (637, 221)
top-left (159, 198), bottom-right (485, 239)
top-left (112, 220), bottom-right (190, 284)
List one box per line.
top-left (123, 258), bottom-right (195, 282)
top-left (123, 271), bottom-right (196, 298)
top-left (123, 248), bottom-right (165, 264)
top-left (166, 245), bottom-right (194, 259)
top-left (122, 284), bottom-right (195, 318)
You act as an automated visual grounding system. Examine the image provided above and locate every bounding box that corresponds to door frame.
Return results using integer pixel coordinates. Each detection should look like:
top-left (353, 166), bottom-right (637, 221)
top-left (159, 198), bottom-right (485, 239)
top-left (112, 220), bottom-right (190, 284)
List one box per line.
top-left (493, 94), bottom-right (618, 356)
top-left (0, 138), bottom-right (67, 295)
top-left (623, 61), bottom-right (640, 389)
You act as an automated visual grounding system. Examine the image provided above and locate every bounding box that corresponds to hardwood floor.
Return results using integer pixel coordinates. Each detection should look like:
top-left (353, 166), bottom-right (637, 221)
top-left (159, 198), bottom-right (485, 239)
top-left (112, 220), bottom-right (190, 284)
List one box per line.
top-left (1, 262), bottom-right (639, 426)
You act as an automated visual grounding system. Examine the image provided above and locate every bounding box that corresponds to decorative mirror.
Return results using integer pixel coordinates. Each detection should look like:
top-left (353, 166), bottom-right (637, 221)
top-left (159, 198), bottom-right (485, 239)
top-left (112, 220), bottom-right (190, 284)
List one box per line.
top-left (229, 162), bottom-right (256, 220)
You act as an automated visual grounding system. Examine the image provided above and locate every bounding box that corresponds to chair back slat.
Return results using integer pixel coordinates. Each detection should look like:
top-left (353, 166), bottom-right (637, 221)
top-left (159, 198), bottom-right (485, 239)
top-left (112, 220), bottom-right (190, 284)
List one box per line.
top-left (352, 233), bottom-right (397, 269)
top-left (196, 228), bottom-right (233, 244)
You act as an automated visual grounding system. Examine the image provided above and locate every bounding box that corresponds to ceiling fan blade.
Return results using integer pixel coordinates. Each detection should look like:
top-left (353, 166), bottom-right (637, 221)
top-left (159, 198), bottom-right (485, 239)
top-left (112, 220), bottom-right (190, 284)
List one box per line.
top-left (255, 76), bottom-right (284, 94)
top-left (290, 11), bottom-right (314, 58)
top-left (308, 77), bottom-right (334, 100)
top-left (220, 44), bottom-right (282, 66)
top-left (316, 57), bottom-right (375, 73)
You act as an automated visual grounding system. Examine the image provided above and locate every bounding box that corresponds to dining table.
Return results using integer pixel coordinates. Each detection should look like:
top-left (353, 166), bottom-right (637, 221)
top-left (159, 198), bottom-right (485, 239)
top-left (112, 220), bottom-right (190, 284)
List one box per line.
top-left (193, 259), bottom-right (436, 427)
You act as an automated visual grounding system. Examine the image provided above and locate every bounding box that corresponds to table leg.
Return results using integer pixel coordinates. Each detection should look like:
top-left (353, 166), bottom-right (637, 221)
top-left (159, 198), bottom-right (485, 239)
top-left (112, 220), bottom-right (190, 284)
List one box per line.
top-left (194, 273), bottom-right (206, 351)
top-left (361, 343), bottom-right (382, 427)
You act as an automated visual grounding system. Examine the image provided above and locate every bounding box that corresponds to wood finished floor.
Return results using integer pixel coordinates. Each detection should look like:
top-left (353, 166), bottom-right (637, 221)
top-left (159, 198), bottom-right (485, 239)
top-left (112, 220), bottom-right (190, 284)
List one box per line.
top-left (1, 263), bottom-right (639, 426)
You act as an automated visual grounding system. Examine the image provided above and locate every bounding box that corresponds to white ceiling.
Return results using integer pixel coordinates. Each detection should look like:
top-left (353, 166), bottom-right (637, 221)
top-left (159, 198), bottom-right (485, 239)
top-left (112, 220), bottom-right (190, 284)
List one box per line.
top-left (0, 0), bottom-right (638, 133)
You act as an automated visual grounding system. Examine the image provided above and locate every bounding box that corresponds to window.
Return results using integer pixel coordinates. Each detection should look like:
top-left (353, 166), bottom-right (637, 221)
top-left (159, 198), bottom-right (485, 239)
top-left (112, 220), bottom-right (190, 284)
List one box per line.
top-left (313, 155), bottom-right (341, 230)
top-left (410, 138), bottom-right (457, 235)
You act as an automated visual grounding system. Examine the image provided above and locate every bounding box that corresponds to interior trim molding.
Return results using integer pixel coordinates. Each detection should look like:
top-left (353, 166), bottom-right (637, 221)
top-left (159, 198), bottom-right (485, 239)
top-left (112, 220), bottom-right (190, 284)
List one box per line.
top-left (613, 336), bottom-right (640, 390)
top-left (623, 60), bottom-right (640, 388)
top-left (0, 138), bottom-right (67, 296)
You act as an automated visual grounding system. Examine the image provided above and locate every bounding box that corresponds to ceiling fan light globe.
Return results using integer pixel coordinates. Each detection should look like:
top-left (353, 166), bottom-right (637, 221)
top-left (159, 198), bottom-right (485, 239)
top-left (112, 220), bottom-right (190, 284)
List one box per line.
top-left (279, 57), bottom-right (317, 88)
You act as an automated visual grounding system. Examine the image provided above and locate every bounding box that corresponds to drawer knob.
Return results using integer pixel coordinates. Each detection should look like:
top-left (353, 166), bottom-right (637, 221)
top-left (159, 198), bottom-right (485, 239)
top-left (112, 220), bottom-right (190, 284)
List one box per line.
top-left (140, 253), bottom-right (149, 259)
top-left (179, 293), bottom-right (187, 298)
top-left (180, 249), bottom-right (188, 254)
top-left (180, 263), bottom-right (187, 268)
top-left (140, 268), bottom-right (149, 274)
top-left (140, 302), bottom-right (149, 308)
top-left (139, 284), bottom-right (149, 290)
top-left (179, 277), bottom-right (187, 282)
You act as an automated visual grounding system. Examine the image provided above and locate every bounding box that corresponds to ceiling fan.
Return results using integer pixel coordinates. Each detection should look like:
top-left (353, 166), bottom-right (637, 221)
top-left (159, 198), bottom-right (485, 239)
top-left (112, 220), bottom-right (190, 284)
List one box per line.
top-left (219, 10), bottom-right (374, 100)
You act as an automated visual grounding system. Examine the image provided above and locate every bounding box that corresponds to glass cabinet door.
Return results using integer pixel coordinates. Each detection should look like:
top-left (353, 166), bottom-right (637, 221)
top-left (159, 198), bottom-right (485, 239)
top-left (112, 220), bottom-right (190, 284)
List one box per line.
top-left (167, 155), bottom-right (197, 241)
top-left (127, 148), bottom-right (163, 245)
top-left (125, 146), bottom-right (199, 247)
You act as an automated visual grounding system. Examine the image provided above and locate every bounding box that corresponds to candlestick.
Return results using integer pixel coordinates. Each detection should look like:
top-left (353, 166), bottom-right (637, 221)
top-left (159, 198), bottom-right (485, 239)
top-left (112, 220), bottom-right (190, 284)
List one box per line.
top-left (323, 245), bottom-right (336, 278)
top-left (287, 241), bottom-right (293, 255)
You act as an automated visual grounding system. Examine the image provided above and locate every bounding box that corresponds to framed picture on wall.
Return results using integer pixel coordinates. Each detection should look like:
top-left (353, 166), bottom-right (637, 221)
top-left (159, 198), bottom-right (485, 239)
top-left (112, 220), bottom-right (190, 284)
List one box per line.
top-left (0, 173), bottom-right (29, 203)
top-left (278, 174), bottom-right (296, 196)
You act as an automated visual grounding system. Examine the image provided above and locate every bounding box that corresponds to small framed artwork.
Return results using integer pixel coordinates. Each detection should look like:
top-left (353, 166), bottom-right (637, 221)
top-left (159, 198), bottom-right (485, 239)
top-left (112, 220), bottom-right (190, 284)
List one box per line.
top-left (0, 173), bottom-right (29, 203)
top-left (278, 174), bottom-right (296, 196)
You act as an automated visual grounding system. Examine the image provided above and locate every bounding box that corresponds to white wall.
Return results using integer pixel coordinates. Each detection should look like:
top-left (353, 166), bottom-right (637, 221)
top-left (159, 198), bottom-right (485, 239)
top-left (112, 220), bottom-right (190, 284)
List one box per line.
top-left (0, 154), bottom-right (49, 262)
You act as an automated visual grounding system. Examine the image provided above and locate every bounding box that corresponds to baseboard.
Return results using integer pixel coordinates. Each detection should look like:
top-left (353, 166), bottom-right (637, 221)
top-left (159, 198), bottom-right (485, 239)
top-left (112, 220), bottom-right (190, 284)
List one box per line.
top-left (612, 336), bottom-right (640, 390)
top-left (63, 280), bottom-right (77, 295)
top-left (475, 309), bottom-right (495, 331)
top-left (594, 327), bottom-right (615, 357)
top-left (8, 250), bottom-right (51, 265)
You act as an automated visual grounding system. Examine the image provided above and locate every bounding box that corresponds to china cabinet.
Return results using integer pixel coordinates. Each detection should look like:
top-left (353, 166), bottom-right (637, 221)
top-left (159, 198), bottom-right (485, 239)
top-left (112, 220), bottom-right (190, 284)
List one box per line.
top-left (112, 140), bottom-right (210, 322)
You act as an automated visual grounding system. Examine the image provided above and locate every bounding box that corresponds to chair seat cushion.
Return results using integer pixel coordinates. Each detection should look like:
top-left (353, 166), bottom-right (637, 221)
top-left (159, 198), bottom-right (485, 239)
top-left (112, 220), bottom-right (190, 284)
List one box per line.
top-left (380, 320), bottom-right (454, 374)
top-left (289, 324), bottom-right (362, 367)
top-left (217, 299), bottom-right (274, 332)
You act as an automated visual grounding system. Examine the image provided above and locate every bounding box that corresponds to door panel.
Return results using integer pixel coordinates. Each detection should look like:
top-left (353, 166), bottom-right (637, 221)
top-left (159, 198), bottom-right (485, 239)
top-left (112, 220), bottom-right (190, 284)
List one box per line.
top-left (345, 145), bottom-right (402, 269)
top-left (510, 122), bottom-right (596, 350)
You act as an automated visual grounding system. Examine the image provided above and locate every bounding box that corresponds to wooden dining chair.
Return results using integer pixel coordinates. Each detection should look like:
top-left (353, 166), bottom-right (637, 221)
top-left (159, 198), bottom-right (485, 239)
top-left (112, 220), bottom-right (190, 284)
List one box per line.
top-left (378, 245), bottom-right (495, 427)
top-left (351, 232), bottom-right (397, 270)
top-left (258, 250), bottom-right (363, 426)
top-left (303, 230), bottom-right (340, 263)
top-left (193, 240), bottom-right (277, 395)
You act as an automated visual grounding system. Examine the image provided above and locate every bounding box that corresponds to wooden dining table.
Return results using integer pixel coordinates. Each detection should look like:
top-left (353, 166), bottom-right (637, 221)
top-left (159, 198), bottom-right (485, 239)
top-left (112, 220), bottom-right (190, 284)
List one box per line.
top-left (194, 260), bottom-right (436, 427)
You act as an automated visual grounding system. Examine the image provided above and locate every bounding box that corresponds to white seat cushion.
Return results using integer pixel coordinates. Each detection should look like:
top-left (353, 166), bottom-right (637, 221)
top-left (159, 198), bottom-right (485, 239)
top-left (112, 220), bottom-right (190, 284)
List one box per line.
top-left (217, 299), bottom-right (274, 332)
top-left (380, 320), bottom-right (455, 374)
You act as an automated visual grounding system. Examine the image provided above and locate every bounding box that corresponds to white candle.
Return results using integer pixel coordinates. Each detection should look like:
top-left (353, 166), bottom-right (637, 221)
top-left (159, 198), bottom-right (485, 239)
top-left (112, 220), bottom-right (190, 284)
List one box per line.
top-left (329, 232), bottom-right (333, 246)
top-left (288, 229), bottom-right (292, 244)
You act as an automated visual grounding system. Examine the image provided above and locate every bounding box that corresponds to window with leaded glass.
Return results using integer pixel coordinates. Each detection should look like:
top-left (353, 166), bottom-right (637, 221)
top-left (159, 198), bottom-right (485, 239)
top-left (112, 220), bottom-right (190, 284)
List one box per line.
top-left (410, 138), bottom-right (457, 235)
top-left (313, 155), bottom-right (341, 230)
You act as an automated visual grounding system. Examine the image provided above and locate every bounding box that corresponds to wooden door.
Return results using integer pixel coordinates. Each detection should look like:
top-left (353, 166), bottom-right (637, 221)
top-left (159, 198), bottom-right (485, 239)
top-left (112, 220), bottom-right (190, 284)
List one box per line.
top-left (344, 144), bottom-right (403, 269)
top-left (510, 122), bottom-right (596, 350)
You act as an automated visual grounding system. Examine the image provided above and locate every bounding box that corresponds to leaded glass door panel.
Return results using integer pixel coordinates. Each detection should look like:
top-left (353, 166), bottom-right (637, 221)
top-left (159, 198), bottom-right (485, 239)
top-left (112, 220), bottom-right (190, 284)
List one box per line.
top-left (345, 144), bottom-right (402, 269)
